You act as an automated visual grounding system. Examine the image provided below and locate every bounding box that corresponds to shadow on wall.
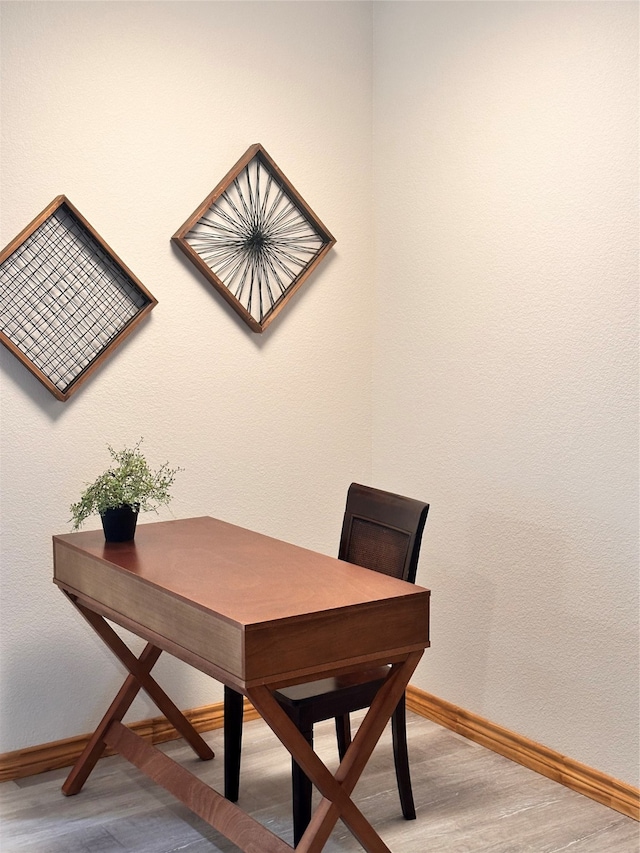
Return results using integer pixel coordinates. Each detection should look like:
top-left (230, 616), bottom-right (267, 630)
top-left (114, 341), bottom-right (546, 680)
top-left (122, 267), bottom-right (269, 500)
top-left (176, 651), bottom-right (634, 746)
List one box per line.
top-left (0, 611), bottom-right (210, 752)
top-left (429, 554), bottom-right (497, 708)
top-left (455, 506), bottom-right (635, 741)
top-left (422, 506), bottom-right (585, 714)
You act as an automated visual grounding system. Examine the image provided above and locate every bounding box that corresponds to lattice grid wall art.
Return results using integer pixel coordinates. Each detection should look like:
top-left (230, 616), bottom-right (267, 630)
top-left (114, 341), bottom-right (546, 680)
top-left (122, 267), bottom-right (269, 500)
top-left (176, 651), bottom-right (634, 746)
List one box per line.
top-left (0, 196), bottom-right (157, 401)
top-left (172, 144), bottom-right (336, 333)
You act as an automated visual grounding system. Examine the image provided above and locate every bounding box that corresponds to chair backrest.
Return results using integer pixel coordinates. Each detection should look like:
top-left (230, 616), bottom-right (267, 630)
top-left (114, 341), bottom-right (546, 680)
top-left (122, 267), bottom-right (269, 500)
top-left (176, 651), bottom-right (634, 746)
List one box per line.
top-left (338, 483), bottom-right (429, 584)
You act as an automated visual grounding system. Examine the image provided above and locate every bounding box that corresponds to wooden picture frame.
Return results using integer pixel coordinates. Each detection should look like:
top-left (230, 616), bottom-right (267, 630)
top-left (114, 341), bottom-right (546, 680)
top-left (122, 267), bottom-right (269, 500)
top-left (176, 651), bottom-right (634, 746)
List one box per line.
top-left (172, 144), bottom-right (336, 333)
top-left (0, 196), bottom-right (157, 401)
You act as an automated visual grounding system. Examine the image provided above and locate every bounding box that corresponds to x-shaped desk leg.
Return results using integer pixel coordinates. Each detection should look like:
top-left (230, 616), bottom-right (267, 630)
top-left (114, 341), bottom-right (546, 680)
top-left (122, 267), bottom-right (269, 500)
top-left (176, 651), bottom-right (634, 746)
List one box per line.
top-left (247, 650), bottom-right (423, 853)
top-left (63, 591), bottom-right (421, 853)
top-left (62, 594), bottom-right (214, 796)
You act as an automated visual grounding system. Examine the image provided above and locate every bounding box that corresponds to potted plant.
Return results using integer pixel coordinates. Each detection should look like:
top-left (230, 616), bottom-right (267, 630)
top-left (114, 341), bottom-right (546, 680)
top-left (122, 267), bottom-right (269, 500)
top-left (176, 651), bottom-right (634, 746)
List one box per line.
top-left (70, 440), bottom-right (182, 542)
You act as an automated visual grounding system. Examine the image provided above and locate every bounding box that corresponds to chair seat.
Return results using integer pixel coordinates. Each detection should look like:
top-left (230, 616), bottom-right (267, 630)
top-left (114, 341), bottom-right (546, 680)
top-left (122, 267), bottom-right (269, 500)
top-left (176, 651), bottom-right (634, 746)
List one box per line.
top-left (276, 666), bottom-right (390, 703)
top-left (275, 667), bottom-right (390, 726)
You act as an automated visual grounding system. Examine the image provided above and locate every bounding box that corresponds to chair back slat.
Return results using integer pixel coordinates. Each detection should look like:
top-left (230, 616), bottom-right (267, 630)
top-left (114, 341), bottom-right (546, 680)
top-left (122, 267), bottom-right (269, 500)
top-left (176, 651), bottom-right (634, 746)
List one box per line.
top-left (345, 518), bottom-right (411, 579)
top-left (338, 483), bottom-right (429, 584)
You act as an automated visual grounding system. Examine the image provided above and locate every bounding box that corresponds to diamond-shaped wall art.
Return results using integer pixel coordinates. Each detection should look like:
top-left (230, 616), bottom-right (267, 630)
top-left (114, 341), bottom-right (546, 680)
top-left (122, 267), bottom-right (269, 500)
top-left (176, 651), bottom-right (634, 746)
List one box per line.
top-left (0, 196), bottom-right (157, 401)
top-left (172, 144), bottom-right (336, 333)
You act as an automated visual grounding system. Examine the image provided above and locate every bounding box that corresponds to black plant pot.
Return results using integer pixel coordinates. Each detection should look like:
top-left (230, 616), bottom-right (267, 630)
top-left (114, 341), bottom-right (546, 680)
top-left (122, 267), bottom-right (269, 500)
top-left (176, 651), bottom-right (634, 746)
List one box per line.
top-left (101, 504), bottom-right (139, 542)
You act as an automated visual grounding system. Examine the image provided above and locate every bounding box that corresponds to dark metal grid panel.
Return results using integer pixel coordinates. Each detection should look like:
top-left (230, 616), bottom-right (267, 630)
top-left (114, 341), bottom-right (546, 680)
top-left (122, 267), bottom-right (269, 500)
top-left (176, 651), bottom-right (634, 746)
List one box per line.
top-left (0, 204), bottom-right (150, 395)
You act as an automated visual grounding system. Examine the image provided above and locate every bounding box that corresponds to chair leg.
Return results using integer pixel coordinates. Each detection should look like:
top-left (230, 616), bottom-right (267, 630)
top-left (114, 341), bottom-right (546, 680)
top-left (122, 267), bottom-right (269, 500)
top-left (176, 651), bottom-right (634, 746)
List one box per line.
top-left (391, 693), bottom-right (416, 820)
top-left (292, 724), bottom-right (314, 847)
top-left (224, 686), bottom-right (244, 802)
top-left (335, 713), bottom-right (352, 761)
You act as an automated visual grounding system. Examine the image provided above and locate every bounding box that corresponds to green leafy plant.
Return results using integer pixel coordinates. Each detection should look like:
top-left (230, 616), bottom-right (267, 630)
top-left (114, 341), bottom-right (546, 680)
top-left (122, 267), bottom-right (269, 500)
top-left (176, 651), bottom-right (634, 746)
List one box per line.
top-left (70, 440), bottom-right (182, 531)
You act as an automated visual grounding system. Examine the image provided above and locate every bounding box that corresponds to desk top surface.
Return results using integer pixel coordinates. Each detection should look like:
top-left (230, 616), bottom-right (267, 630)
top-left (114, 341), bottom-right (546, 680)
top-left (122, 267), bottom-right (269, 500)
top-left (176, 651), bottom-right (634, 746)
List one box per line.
top-left (53, 516), bottom-right (430, 686)
top-left (53, 516), bottom-right (428, 626)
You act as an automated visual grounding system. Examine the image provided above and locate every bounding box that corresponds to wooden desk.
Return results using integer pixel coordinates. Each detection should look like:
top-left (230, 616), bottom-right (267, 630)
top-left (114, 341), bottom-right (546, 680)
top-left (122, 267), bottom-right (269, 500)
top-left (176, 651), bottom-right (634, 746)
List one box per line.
top-left (53, 516), bottom-right (430, 853)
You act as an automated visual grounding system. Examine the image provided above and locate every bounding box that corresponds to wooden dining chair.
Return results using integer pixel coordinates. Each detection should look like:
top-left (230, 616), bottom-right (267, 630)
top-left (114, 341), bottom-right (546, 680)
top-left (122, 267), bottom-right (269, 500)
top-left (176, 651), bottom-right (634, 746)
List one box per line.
top-left (223, 482), bottom-right (430, 845)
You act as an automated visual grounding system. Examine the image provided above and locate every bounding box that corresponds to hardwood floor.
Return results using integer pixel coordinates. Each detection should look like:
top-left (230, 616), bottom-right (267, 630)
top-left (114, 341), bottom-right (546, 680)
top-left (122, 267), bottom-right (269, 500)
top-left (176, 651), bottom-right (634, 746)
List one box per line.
top-left (1, 712), bottom-right (637, 852)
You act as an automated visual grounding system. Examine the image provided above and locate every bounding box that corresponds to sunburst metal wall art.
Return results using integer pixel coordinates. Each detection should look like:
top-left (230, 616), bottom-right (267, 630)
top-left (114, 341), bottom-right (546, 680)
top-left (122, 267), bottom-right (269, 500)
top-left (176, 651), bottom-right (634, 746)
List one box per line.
top-left (172, 144), bottom-right (336, 333)
top-left (0, 196), bottom-right (157, 401)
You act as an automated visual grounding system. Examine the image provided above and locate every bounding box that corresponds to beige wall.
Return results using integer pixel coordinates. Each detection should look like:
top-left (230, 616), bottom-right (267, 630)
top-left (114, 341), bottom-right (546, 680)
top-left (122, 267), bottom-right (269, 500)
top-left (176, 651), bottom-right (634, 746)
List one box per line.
top-left (0, 1), bottom-right (374, 750)
top-left (373, 1), bottom-right (638, 787)
top-left (1, 0), bottom-right (638, 793)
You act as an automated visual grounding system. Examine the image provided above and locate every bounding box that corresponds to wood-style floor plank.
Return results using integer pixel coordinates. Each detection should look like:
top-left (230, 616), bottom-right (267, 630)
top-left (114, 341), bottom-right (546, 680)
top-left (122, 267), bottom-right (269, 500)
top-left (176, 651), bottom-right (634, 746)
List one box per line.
top-left (1, 713), bottom-right (637, 852)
